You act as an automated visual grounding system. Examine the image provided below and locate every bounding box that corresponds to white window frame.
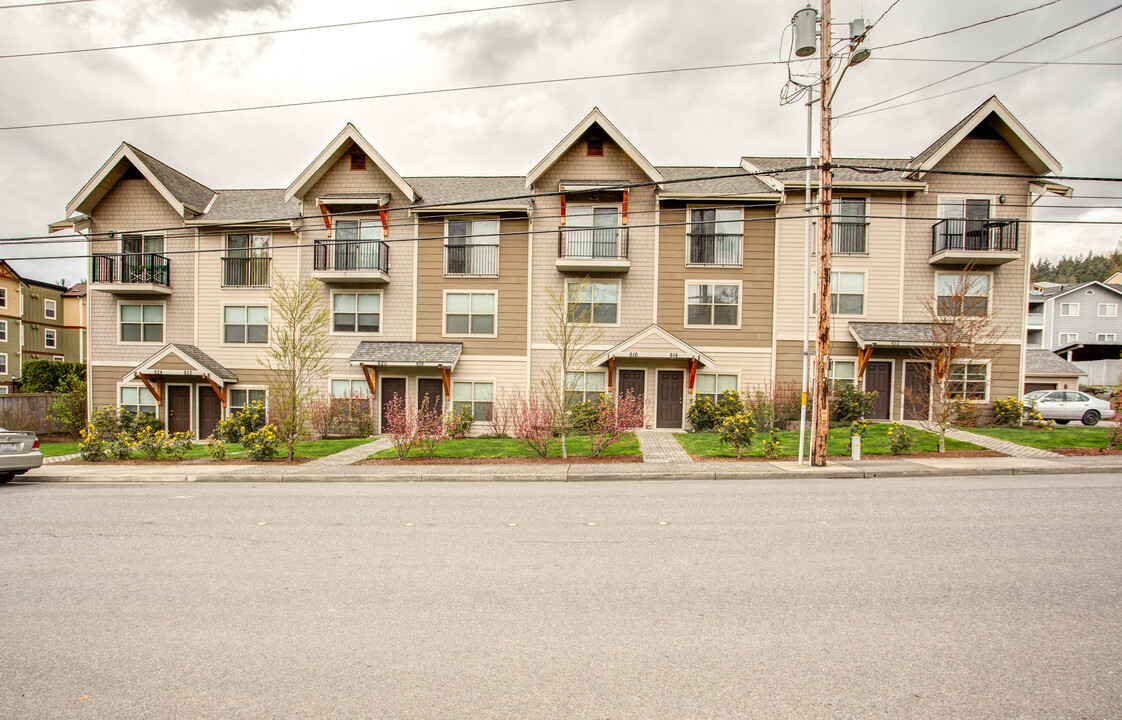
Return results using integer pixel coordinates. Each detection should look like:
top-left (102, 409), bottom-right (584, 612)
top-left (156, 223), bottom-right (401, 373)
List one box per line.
top-left (222, 233), bottom-right (272, 289)
top-left (565, 280), bottom-right (621, 327)
top-left (564, 370), bottom-right (608, 406)
top-left (1060, 302), bottom-right (1080, 317)
top-left (121, 233), bottom-right (165, 255)
top-left (693, 373), bottom-right (739, 404)
top-left (0, 319), bottom-right (6, 342)
top-left (444, 217), bottom-right (500, 277)
top-left (442, 290), bottom-right (498, 338)
top-left (227, 387), bottom-right (268, 418)
top-left (117, 383), bottom-right (158, 418)
top-left (0, 386), bottom-right (8, 394)
top-left (44, 328), bottom-right (57, 349)
top-left (935, 271), bottom-right (992, 317)
top-left (0, 353), bottom-right (7, 375)
top-left (118, 302), bottom-right (165, 345)
top-left (947, 361), bottom-right (990, 402)
top-left (44, 299), bottom-right (56, 320)
top-left (1098, 303), bottom-right (1118, 317)
top-left (686, 205), bottom-right (744, 267)
top-left (330, 378), bottom-right (371, 399)
top-left (52, 355), bottom-right (64, 362)
top-left (937, 194), bottom-right (998, 219)
top-left (829, 358), bottom-right (858, 386)
top-left (829, 270), bottom-right (866, 317)
top-left (1097, 333), bottom-right (1116, 342)
top-left (333, 218), bottom-right (384, 242)
top-left (0, 287), bottom-right (6, 308)
top-left (832, 195), bottom-right (870, 255)
top-left (1058, 332), bottom-right (1078, 346)
top-left (684, 279), bottom-right (742, 329)
top-left (221, 304), bottom-right (270, 345)
top-left (330, 290), bottom-right (383, 336)
top-left (451, 380), bottom-right (495, 423)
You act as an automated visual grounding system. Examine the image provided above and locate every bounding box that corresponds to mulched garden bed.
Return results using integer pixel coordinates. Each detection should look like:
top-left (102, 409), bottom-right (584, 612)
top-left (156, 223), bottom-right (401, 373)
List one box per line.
top-left (1051, 448), bottom-right (1122, 456)
top-left (692, 449), bottom-right (1006, 462)
top-left (358, 455), bottom-right (643, 465)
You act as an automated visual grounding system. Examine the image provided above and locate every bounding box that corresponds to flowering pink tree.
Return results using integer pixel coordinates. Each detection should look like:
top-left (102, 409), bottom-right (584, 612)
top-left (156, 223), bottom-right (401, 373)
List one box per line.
top-left (587, 392), bottom-right (645, 458)
top-left (382, 394), bottom-right (419, 460)
top-left (511, 391), bottom-right (557, 458)
top-left (416, 396), bottom-right (449, 458)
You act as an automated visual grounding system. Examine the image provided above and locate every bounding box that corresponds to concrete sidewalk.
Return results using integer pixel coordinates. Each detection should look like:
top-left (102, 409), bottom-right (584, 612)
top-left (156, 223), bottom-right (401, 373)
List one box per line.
top-left (17, 453), bottom-right (1122, 483)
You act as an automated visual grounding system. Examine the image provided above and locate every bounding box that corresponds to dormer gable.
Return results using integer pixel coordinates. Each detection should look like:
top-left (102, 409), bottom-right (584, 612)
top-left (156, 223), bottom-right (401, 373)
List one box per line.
top-left (285, 123), bottom-right (417, 203)
top-left (526, 108), bottom-right (663, 188)
top-left (65, 142), bottom-right (216, 218)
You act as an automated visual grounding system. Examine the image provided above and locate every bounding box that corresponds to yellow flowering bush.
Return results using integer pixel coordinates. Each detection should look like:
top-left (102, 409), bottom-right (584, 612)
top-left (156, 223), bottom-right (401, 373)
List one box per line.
top-left (760, 430), bottom-right (782, 459)
top-left (104, 431), bottom-right (133, 461)
top-left (992, 396), bottom-right (1025, 428)
top-left (78, 423), bottom-right (106, 462)
top-left (242, 424), bottom-right (280, 461)
top-left (205, 434), bottom-right (227, 460)
top-left (718, 410), bottom-right (757, 459)
top-left (133, 425), bottom-right (168, 460)
top-left (166, 431), bottom-right (194, 460)
top-left (887, 422), bottom-right (913, 454)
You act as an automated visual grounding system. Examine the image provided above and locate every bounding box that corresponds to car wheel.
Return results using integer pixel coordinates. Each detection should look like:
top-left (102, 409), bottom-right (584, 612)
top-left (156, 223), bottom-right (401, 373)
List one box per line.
top-left (1082, 410), bottom-right (1100, 426)
top-left (1054, 419), bottom-right (1070, 425)
top-left (0, 472), bottom-right (13, 484)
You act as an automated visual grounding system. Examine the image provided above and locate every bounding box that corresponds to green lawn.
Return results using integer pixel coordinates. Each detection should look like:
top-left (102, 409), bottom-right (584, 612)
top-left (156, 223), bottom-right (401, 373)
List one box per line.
top-left (677, 424), bottom-right (981, 459)
top-left (47, 437), bottom-right (372, 461)
top-left (958, 426), bottom-right (1112, 450)
top-left (39, 442), bottom-right (80, 458)
top-left (371, 434), bottom-right (641, 460)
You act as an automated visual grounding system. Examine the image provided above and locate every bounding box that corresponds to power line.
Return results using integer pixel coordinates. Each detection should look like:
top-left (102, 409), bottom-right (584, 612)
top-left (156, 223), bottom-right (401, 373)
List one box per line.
top-left (0, 0), bottom-right (91, 8)
top-left (867, 0), bottom-right (905, 33)
top-left (871, 0), bottom-right (1067, 50)
top-left (836, 2), bottom-right (1122, 120)
top-left (0, 0), bottom-right (573, 60)
top-left (873, 57), bottom-right (1122, 67)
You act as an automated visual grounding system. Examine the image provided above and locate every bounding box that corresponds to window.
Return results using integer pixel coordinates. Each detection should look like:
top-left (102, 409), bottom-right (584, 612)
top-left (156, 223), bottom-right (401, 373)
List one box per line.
top-left (452, 381), bottom-right (493, 421)
top-left (948, 363), bottom-right (988, 401)
top-left (687, 283), bottom-right (739, 326)
top-left (689, 208), bottom-right (742, 265)
top-left (44, 329), bottom-right (57, 349)
top-left (119, 386), bottom-right (157, 417)
top-left (0, 354), bottom-right (6, 375)
top-left (52, 356), bottom-right (64, 362)
top-left (229, 388), bottom-right (266, 416)
top-left (120, 304), bottom-right (163, 343)
top-left (333, 293), bottom-right (380, 333)
top-left (1097, 333), bottom-right (1116, 342)
top-left (1060, 303), bottom-right (1079, 317)
top-left (0, 386), bottom-right (7, 394)
top-left (44, 299), bottom-right (56, 319)
top-left (1098, 303), bottom-right (1118, 317)
top-left (937, 197), bottom-right (992, 250)
top-left (695, 374), bottom-right (737, 404)
top-left (332, 220), bottom-right (384, 271)
top-left (830, 360), bottom-right (856, 386)
top-left (224, 234), bottom-right (270, 287)
top-left (445, 292), bottom-right (495, 335)
top-left (224, 306), bottom-right (269, 344)
top-left (565, 371), bottom-right (606, 406)
top-left (833, 198), bottom-right (867, 254)
top-left (330, 379), bottom-right (370, 398)
top-left (0, 319), bottom-right (6, 342)
top-left (937, 273), bottom-right (990, 316)
top-left (567, 281), bottom-right (619, 324)
top-left (564, 206), bottom-right (621, 258)
top-left (447, 219), bottom-right (499, 275)
top-left (1059, 332), bottom-right (1078, 346)
top-left (350, 152), bottom-right (366, 171)
top-left (830, 272), bottom-right (865, 315)
top-left (122, 234), bottom-right (164, 255)
top-left (0, 287), bottom-right (5, 308)
top-left (587, 135), bottom-right (604, 156)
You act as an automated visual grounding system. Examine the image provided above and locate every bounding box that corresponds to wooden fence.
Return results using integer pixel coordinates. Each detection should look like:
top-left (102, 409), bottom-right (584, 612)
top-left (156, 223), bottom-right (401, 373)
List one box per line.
top-left (0, 393), bottom-right (53, 435)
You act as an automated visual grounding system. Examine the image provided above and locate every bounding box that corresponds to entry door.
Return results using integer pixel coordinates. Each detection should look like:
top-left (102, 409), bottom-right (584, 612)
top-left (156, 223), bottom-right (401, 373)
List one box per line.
top-left (903, 363), bottom-right (931, 421)
top-left (417, 378), bottom-right (444, 413)
top-left (656, 371), bottom-right (684, 428)
top-left (198, 385), bottom-right (222, 439)
top-left (618, 370), bottom-right (645, 404)
top-left (381, 378), bottom-right (407, 433)
top-left (865, 362), bottom-right (892, 420)
top-left (167, 386), bottom-right (191, 434)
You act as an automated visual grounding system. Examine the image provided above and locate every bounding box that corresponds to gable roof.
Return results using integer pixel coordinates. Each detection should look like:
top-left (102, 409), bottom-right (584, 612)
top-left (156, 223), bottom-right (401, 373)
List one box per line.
top-left (187, 189), bottom-right (302, 225)
top-left (1042, 280), bottom-right (1122, 303)
top-left (526, 108), bottom-right (663, 188)
top-left (1025, 350), bottom-right (1086, 378)
top-left (126, 343), bottom-right (238, 386)
top-left (906, 95), bottom-right (1061, 178)
top-left (349, 341), bottom-right (463, 369)
top-left (285, 123), bottom-right (417, 203)
top-left (591, 325), bottom-right (715, 367)
top-left (66, 143), bottom-right (216, 218)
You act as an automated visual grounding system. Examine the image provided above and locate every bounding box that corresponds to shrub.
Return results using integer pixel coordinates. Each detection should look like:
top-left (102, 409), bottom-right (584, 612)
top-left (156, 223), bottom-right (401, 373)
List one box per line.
top-left (846, 418), bottom-right (868, 455)
top-left (205, 435), bottom-right (227, 460)
top-left (231, 401), bottom-right (266, 439)
top-left (992, 397), bottom-right (1024, 427)
top-left (686, 396), bottom-right (721, 433)
top-left (166, 432), bottom-right (194, 460)
top-left (715, 389), bottom-right (744, 421)
top-left (89, 407), bottom-right (121, 438)
top-left (1108, 396), bottom-right (1122, 450)
top-left (829, 382), bottom-right (876, 426)
top-left (242, 424), bottom-right (281, 461)
top-left (104, 431), bottom-right (133, 461)
top-left (311, 393), bottom-right (374, 439)
top-left (760, 429), bottom-right (782, 459)
top-left (718, 410), bottom-right (756, 459)
top-left (745, 380), bottom-right (801, 434)
top-left (78, 423), bottom-right (105, 462)
top-left (444, 405), bottom-right (474, 439)
top-left (50, 376), bottom-right (88, 437)
top-left (416, 397), bottom-right (448, 459)
top-left (887, 422), bottom-right (913, 454)
top-left (512, 392), bottom-right (556, 458)
top-left (1023, 403), bottom-right (1047, 429)
top-left (953, 399), bottom-right (980, 427)
top-left (568, 400), bottom-right (599, 435)
top-left (587, 392), bottom-right (645, 458)
top-left (19, 359), bottom-right (85, 393)
top-left (382, 394), bottom-right (419, 460)
top-left (117, 410), bottom-right (162, 436)
top-left (133, 425), bottom-right (168, 460)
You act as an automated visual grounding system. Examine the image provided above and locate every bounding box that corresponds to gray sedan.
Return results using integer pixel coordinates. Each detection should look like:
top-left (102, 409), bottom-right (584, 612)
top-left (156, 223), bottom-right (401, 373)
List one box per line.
top-left (0, 427), bottom-right (43, 483)
top-left (1023, 390), bottom-right (1115, 426)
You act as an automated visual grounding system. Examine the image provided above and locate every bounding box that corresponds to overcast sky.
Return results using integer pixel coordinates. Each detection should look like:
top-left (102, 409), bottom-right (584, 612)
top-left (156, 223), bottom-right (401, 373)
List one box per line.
top-left (1, 0), bottom-right (1119, 285)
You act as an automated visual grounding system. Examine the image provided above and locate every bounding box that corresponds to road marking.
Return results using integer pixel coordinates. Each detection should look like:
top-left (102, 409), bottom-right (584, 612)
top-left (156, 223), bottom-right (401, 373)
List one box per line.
top-left (257, 522), bottom-right (267, 526)
top-left (658, 521), bottom-right (669, 525)
top-left (586, 522), bottom-right (597, 526)
top-left (172, 495), bottom-right (192, 499)
top-left (507, 523), bottom-right (517, 527)
top-left (404, 522), bottom-right (415, 527)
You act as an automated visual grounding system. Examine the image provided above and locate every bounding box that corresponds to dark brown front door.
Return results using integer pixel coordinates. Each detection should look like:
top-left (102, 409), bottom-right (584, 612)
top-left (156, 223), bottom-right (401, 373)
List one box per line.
top-left (167, 386), bottom-right (191, 434)
top-left (865, 362), bottom-right (892, 420)
top-left (381, 377), bottom-right (407, 433)
top-left (198, 385), bottom-right (222, 439)
top-left (656, 371), bottom-right (684, 428)
top-left (618, 370), bottom-right (645, 404)
top-left (903, 363), bottom-right (931, 421)
top-left (417, 378), bottom-right (444, 413)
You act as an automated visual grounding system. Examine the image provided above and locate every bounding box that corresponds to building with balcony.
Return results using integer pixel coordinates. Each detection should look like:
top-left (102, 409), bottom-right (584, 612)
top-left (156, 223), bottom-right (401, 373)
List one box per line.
top-left (1024, 280), bottom-right (1122, 386)
top-left (51, 96), bottom-right (1068, 434)
top-left (0, 261), bottom-right (86, 392)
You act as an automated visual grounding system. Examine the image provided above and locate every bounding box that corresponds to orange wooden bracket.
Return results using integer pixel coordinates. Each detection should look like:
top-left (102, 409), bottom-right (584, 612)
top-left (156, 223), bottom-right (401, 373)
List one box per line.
top-left (607, 357), bottom-right (615, 392)
top-left (439, 367), bottom-right (452, 401)
top-left (362, 365), bottom-right (377, 396)
top-left (622, 189), bottom-right (629, 225)
top-left (138, 374), bottom-right (162, 405)
top-left (379, 208), bottom-right (389, 237)
top-left (856, 345), bottom-right (874, 379)
top-left (688, 358), bottom-right (698, 393)
top-left (318, 201), bottom-right (332, 232)
top-left (205, 377), bottom-right (227, 407)
top-left (559, 194), bottom-right (566, 226)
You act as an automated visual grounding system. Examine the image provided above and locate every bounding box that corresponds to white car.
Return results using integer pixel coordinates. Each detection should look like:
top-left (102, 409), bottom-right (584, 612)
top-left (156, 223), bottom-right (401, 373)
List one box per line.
top-left (0, 427), bottom-right (43, 483)
top-left (1022, 390), bottom-right (1115, 426)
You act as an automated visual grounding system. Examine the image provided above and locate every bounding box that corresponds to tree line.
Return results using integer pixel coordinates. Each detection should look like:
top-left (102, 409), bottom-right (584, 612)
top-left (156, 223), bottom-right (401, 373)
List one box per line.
top-left (1032, 245), bottom-right (1122, 284)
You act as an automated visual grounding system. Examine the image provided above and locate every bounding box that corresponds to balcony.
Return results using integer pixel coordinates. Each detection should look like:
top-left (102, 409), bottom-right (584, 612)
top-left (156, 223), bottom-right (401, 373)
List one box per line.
top-left (555, 226), bottom-right (630, 273)
top-left (1027, 311), bottom-right (1045, 330)
top-left (930, 218), bottom-right (1020, 265)
top-left (311, 240), bottom-right (389, 284)
top-left (445, 243), bottom-right (498, 277)
top-left (222, 256), bottom-right (271, 288)
top-left (91, 253), bottom-right (171, 295)
top-left (687, 233), bottom-right (742, 266)
top-left (832, 221), bottom-right (868, 255)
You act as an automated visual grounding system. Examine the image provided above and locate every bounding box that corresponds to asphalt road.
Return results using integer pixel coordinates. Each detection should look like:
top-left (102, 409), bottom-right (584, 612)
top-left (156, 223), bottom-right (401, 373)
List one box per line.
top-left (1, 475), bottom-right (1120, 719)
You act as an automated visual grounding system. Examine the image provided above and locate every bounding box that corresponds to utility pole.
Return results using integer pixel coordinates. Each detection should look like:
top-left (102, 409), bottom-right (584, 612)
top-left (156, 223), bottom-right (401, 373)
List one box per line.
top-left (811, 0), bottom-right (833, 466)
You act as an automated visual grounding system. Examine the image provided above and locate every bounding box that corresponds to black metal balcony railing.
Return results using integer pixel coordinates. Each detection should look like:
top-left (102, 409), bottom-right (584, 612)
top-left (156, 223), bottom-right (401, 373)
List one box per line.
top-left (832, 221), bottom-right (869, 254)
top-left (445, 244), bottom-right (499, 276)
top-left (932, 218), bottom-right (1019, 255)
top-left (558, 226), bottom-right (629, 259)
top-left (222, 256), bottom-right (271, 287)
top-left (687, 233), bottom-right (742, 265)
top-left (91, 253), bottom-right (170, 287)
top-left (313, 240), bottom-right (390, 274)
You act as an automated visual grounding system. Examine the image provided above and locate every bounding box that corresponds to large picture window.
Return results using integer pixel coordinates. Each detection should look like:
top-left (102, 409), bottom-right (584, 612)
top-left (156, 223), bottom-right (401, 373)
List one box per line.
top-left (452, 381), bottom-right (493, 421)
top-left (119, 386), bottom-right (157, 417)
top-left (948, 363), bottom-right (988, 400)
top-left (695, 374), bottom-right (737, 404)
top-left (333, 293), bottom-right (380, 333)
top-left (445, 292), bottom-right (495, 335)
top-left (938, 273), bottom-right (990, 316)
top-left (120, 304), bottom-right (164, 343)
top-left (229, 389), bottom-right (266, 416)
top-left (565, 371), bottom-right (606, 406)
top-left (687, 283), bottom-right (739, 326)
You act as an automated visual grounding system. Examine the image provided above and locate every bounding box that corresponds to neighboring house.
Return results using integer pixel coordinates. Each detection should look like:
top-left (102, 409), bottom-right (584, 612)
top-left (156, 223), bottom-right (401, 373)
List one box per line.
top-left (1026, 280), bottom-right (1122, 385)
top-left (0, 261), bottom-right (86, 393)
top-left (51, 95), bottom-right (1067, 436)
top-left (1024, 349), bottom-right (1086, 393)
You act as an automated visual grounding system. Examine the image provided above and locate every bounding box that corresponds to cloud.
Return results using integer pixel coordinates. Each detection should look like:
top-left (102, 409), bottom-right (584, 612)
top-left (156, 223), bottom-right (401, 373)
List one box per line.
top-left (158, 0), bottom-right (290, 20)
top-left (422, 18), bottom-right (545, 82)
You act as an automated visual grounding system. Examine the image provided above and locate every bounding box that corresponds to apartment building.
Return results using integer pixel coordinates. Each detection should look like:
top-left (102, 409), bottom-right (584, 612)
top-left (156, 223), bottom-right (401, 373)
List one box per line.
top-left (0, 261), bottom-right (86, 393)
top-left (1026, 280), bottom-right (1122, 385)
top-left (53, 95), bottom-right (1067, 436)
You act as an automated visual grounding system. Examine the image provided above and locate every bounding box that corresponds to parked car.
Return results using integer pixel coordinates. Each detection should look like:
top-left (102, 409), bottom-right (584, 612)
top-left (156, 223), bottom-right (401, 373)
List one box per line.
top-left (1022, 390), bottom-right (1115, 426)
top-left (0, 427), bottom-right (43, 483)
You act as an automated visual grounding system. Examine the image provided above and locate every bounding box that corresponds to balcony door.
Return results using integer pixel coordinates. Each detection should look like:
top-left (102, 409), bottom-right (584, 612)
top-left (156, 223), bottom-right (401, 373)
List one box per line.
top-left (121, 234), bottom-right (164, 283)
top-left (447, 219), bottom-right (498, 275)
top-left (334, 220), bottom-right (382, 271)
top-left (939, 198), bottom-right (991, 251)
top-left (568, 206), bottom-right (618, 258)
top-left (225, 234), bottom-right (270, 286)
top-left (689, 209), bottom-right (741, 264)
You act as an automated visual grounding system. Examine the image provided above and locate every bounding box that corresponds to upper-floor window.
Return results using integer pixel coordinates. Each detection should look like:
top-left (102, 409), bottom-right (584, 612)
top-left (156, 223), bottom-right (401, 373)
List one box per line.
top-left (120, 303), bottom-right (163, 343)
top-left (0, 319), bottom-right (6, 342)
top-left (0, 287), bottom-right (6, 308)
top-left (948, 363), bottom-right (988, 401)
top-left (833, 198), bottom-right (867, 254)
top-left (452, 381), bottom-right (493, 421)
top-left (565, 371), bottom-right (606, 406)
top-left (223, 234), bottom-right (270, 287)
top-left (1059, 332), bottom-right (1078, 345)
top-left (44, 328), bottom-right (57, 349)
top-left (937, 273), bottom-right (990, 316)
top-left (336, 219), bottom-right (383, 242)
top-left (1098, 303), bottom-right (1118, 317)
top-left (564, 206), bottom-right (622, 259)
top-left (224, 305), bottom-right (269, 344)
top-left (229, 388), bottom-right (266, 416)
top-left (0, 353), bottom-right (6, 375)
top-left (687, 282), bottom-right (739, 326)
top-left (120, 386), bottom-right (157, 417)
top-left (445, 291), bottom-right (495, 335)
top-left (331, 220), bottom-right (384, 272)
top-left (567, 281), bottom-right (618, 324)
top-left (830, 272), bottom-right (865, 315)
top-left (44, 299), bottom-right (56, 320)
top-left (695, 373), bottom-right (737, 404)
top-left (689, 209), bottom-right (742, 265)
top-left (333, 292), bottom-right (380, 333)
top-left (1060, 303), bottom-right (1079, 317)
top-left (122, 234), bottom-right (164, 255)
top-left (447, 219), bottom-right (499, 276)
top-left (1098, 333), bottom-right (1116, 342)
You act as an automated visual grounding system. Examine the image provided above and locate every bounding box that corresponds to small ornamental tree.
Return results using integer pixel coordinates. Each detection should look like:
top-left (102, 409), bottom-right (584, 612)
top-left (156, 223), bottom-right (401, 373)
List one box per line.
top-left (416, 396), bottom-right (448, 459)
top-left (718, 410), bottom-right (757, 460)
top-left (382, 394), bottom-right (419, 460)
top-left (511, 391), bottom-right (556, 459)
top-left (587, 392), bottom-right (645, 458)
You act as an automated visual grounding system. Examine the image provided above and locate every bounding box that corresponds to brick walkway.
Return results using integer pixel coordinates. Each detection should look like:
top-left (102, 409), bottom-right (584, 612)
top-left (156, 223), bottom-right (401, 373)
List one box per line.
top-left (941, 427), bottom-right (1062, 459)
top-left (302, 438), bottom-right (392, 467)
top-left (636, 430), bottom-right (694, 463)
